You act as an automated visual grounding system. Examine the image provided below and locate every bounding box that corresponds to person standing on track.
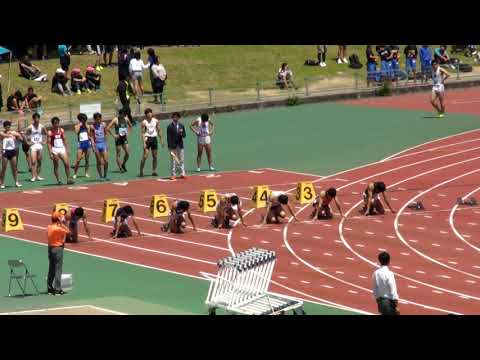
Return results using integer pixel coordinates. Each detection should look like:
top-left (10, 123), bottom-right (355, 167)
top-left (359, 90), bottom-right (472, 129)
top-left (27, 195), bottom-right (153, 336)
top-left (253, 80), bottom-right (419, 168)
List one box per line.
top-left (0, 121), bottom-right (23, 189)
top-left (190, 113), bottom-right (215, 172)
top-left (161, 200), bottom-right (197, 234)
top-left (310, 187), bottom-right (345, 220)
top-left (91, 112), bottom-right (109, 181)
top-left (262, 191), bottom-right (298, 224)
top-left (211, 194), bottom-right (247, 229)
top-left (430, 60), bottom-right (450, 118)
top-left (25, 113), bottom-right (47, 182)
top-left (47, 211), bottom-right (71, 295)
top-left (17, 120), bottom-right (32, 175)
top-left (167, 112), bottom-right (187, 180)
top-left (106, 109), bottom-right (133, 173)
top-left (373, 251), bottom-right (400, 315)
top-left (111, 205), bottom-right (142, 239)
top-left (139, 108), bottom-right (165, 177)
top-left (73, 113), bottom-right (94, 179)
top-left (47, 117), bottom-right (74, 185)
top-left (362, 181), bottom-right (395, 216)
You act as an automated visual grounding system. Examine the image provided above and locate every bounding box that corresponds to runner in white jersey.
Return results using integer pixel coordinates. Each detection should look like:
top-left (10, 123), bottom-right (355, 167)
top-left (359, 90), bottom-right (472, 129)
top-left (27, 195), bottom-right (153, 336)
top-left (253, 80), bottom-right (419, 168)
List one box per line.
top-left (430, 60), bottom-right (450, 118)
top-left (25, 113), bottom-right (47, 182)
top-left (0, 121), bottom-right (23, 189)
top-left (190, 113), bottom-right (215, 172)
top-left (261, 190), bottom-right (298, 225)
top-left (211, 193), bottom-right (247, 229)
top-left (139, 108), bottom-right (164, 177)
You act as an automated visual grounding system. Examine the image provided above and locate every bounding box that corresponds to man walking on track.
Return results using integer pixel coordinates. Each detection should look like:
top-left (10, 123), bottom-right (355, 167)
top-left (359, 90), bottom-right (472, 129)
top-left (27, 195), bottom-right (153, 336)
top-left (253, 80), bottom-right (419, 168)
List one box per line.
top-left (139, 108), bottom-right (165, 177)
top-left (25, 113), bottom-right (47, 182)
top-left (167, 112), bottom-right (187, 180)
top-left (106, 109), bottom-right (133, 173)
top-left (47, 117), bottom-right (74, 185)
top-left (430, 60), bottom-right (450, 118)
top-left (91, 112), bottom-right (109, 180)
top-left (47, 211), bottom-right (71, 295)
top-left (373, 251), bottom-right (400, 315)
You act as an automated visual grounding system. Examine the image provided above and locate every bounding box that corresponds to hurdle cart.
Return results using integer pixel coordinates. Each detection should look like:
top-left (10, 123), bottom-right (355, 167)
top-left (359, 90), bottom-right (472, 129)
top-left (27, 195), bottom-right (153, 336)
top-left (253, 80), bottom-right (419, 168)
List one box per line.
top-left (201, 248), bottom-right (305, 315)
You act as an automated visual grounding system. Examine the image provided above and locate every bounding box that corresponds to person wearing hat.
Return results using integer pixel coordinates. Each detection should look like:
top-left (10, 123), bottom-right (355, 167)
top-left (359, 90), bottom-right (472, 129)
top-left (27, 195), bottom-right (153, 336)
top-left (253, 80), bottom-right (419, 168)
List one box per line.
top-left (85, 65), bottom-right (102, 91)
top-left (70, 68), bottom-right (90, 95)
top-left (51, 68), bottom-right (72, 96)
top-left (47, 211), bottom-right (71, 295)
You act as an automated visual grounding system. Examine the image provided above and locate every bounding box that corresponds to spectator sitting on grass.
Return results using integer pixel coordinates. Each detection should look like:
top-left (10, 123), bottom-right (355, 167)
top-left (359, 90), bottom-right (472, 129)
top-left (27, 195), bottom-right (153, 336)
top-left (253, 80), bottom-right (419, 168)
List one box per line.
top-left (52, 68), bottom-right (72, 96)
top-left (70, 68), bottom-right (91, 94)
top-left (24, 87), bottom-right (42, 111)
top-left (85, 65), bottom-right (102, 91)
top-left (434, 45), bottom-right (455, 69)
top-left (277, 63), bottom-right (298, 90)
top-left (19, 56), bottom-right (48, 82)
top-left (6, 90), bottom-right (26, 114)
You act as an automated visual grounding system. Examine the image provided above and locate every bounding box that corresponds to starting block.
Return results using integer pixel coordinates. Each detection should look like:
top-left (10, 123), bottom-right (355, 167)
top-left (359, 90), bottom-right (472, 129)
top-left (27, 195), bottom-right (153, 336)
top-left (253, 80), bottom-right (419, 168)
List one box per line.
top-left (199, 190), bottom-right (218, 213)
top-left (457, 197), bottom-right (478, 206)
top-left (2, 208), bottom-right (24, 232)
top-left (251, 185), bottom-right (270, 208)
top-left (102, 199), bottom-right (120, 223)
top-left (150, 195), bottom-right (170, 218)
top-left (407, 201), bottom-right (425, 211)
top-left (296, 181), bottom-right (316, 204)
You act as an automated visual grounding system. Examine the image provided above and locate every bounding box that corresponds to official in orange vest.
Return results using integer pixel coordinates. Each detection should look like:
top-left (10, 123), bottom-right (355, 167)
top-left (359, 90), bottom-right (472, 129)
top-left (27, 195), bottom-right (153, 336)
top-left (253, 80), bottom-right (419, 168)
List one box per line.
top-left (47, 211), bottom-right (71, 295)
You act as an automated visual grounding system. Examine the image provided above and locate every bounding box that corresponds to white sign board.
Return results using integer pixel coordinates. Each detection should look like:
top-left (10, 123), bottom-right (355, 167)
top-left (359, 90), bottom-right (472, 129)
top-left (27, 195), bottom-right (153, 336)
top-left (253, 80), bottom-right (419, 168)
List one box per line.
top-left (79, 103), bottom-right (102, 119)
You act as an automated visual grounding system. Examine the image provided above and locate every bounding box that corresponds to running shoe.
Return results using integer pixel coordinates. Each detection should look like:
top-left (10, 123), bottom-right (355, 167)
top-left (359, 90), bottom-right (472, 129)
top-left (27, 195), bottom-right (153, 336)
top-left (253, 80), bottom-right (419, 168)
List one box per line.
top-left (209, 166), bottom-right (215, 171)
top-left (438, 113), bottom-right (445, 118)
top-left (196, 168), bottom-right (201, 172)
top-left (72, 174), bottom-right (77, 179)
top-left (122, 164), bottom-right (127, 172)
top-left (16, 182), bottom-right (22, 188)
top-left (336, 58), bottom-right (342, 64)
top-left (85, 173), bottom-right (90, 178)
top-left (30, 178), bottom-right (36, 182)
top-left (76, 90), bottom-right (81, 95)
top-left (36, 176), bottom-right (45, 181)
top-left (0, 184), bottom-right (5, 189)
top-left (343, 57), bottom-right (348, 63)
top-left (67, 179), bottom-right (75, 185)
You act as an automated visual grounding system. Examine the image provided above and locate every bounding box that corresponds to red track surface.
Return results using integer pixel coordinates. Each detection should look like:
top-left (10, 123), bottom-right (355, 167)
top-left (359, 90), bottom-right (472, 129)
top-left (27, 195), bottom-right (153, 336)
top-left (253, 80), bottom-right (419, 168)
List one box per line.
top-left (342, 88), bottom-right (480, 115)
top-left (2, 130), bottom-right (480, 314)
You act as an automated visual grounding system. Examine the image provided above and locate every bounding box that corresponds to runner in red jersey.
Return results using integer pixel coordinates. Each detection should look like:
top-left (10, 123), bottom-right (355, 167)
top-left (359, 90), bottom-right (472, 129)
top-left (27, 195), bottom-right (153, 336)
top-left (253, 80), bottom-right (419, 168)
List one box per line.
top-left (311, 188), bottom-right (345, 220)
top-left (47, 117), bottom-right (74, 185)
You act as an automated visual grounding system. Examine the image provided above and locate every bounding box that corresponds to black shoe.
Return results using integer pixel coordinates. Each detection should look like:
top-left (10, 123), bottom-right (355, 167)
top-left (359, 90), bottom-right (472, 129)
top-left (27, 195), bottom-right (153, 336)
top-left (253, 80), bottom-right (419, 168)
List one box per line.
top-left (152, 172), bottom-right (158, 176)
top-left (122, 164), bottom-right (127, 172)
top-left (56, 290), bottom-right (67, 295)
top-left (47, 288), bottom-right (56, 295)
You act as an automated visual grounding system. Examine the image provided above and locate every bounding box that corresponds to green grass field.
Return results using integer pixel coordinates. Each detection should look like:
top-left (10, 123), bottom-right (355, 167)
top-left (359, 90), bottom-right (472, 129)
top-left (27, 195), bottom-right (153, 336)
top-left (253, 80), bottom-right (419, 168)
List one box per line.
top-left (0, 100), bottom-right (479, 315)
top-left (1, 45), bottom-right (476, 113)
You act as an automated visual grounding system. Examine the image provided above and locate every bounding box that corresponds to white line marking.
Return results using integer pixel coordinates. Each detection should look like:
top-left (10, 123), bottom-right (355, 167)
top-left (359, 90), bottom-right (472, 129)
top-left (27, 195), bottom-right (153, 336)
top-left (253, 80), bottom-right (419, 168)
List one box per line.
top-left (416, 270), bottom-right (426, 274)
top-left (392, 266), bottom-right (403, 270)
top-left (300, 280), bottom-right (310, 284)
top-left (438, 275), bottom-right (451, 279)
top-left (241, 236), bottom-right (249, 240)
top-left (391, 198), bottom-right (398, 201)
top-left (408, 285), bottom-right (417, 289)
top-left (358, 275), bottom-right (368, 279)
top-left (466, 280), bottom-right (476, 284)
top-left (344, 227), bottom-right (352, 231)
top-left (323, 253), bottom-right (333, 256)
top-left (432, 243), bottom-right (441, 247)
top-left (335, 271), bottom-right (344, 274)
top-left (432, 290), bottom-right (444, 294)
top-left (456, 248), bottom-right (465, 251)
top-left (343, 202), bottom-right (351, 205)
top-left (264, 167), bottom-right (325, 178)
top-left (432, 204), bottom-right (440, 208)
top-left (348, 290), bottom-right (358, 294)
top-left (260, 240), bottom-right (270, 244)
top-left (313, 236), bottom-right (323, 240)
top-left (302, 249), bottom-right (311, 252)
top-left (462, 234), bottom-right (472, 238)
top-left (374, 220), bottom-right (383, 223)
top-left (408, 239), bottom-right (418, 243)
top-left (292, 232), bottom-right (302, 235)
top-left (365, 231), bottom-right (375, 235)
top-left (113, 182), bottom-right (128, 186)
top-left (248, 170), bottom-right (264, 174)
top-left (355, 244), bottom-right (365, 248)
top-left (448, 261), bottom-right (458, 265)
top-left (346, 257), bottom-right (355, 261)
top-left (334, 240), bottom-right (342, 244)
top-left (387, 235), bottom-right (396, 239)
top-left (438, 194), bottom-right (447, 197)
top-left (416, 227), bottom-right (425, 230)
top-left (272, 228), bottom-right (281, 232)
top-left (290, 262), bottom-right (299, 266)
top-left (278, 276), bottom-right (288, 280)
top-left (322, 285), bottom-right (334, 289)
top-left (22, 190), bottom-right (43, 195)
top-left (468, 222), bottom-right (478, 226)
top-left (440, 231), bottom-right (448, 234)
top-left (424, 215), bottom-right (433, 219)
top-left (400, 252), bottom-right (410, 256)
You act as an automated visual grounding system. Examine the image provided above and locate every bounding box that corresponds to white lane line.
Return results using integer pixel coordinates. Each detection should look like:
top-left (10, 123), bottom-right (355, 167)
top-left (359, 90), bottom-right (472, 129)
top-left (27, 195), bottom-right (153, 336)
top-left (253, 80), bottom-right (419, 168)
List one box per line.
top-left (416, 227), bottom-right (426, 230)
top-left (278, 276), bottom-right (288, 280)
top-left (408, 239), bottom-right (418, 243)
top-left (374, 220), bottom-right (383, 223)
top-left (323, 224), bottom-right (332, 227)
top-left (272, 228), bottom-right (281, 232)
top-left (468, 222), bottom-right (478, 226)
top-left (438, 275), bottom-right (451, 279)
top-left (448, 261), bottom-right (458, 265)
top-left (348, 290), bottom-right (358, 294)
top-left (302, 249), bottom-right (311, 252)
top-left (334, 240), bottom-right (342, 244)
top-left (473, 265), bottom-right (480, 269)
top-left (400, 252), bottom-right (410, 256)
top-left (438, 194), bottom-right (447, 197)
top-left (378, 248), bottom-right (387, 251)
top-left (323, 253), bottom-right (333, 256)
top-left (290, 262), bottom-right (299, 266)
top-left (387, 235), bottom-right (396, 239)
top-left (432, 243), bottom-right (441, 247)
top-left (346, 257), bottom-right (355, 261)
top-left (241, 236), bottom-right (249, 240)
top-left (432, 204), bottom-right (440, 208)
top-left (456, 248), bottom-right (465, 251)
top-left (432, 290), bottom-right (444, 294)
top-left (391, 198), bottom-right (399, 201)
top-left (365, 231), bottom-right (375, 235)
top-left (322, 285), bottom-right (334, 289)
top-left (343, 202), bottom-right (351, 205)
top-left (462, 234), bottom-right (472, 238)
top-left (440, 231), bottom-right (448, 234)
top-left (416, 270), bottom-right (426, 274)
top-left (292, 232), bottom-right (302, 235)
top-left (313, 236), bottom-right (323, 240)
top-left (424, 215), bottom-right (433, 219)
top-left (344, 227), bottom-right (353, 231)
top-left (358, 275), bottom-right (368, 279)
top-left (408, 285), bottom-right (417, 289)
top-left (355, 244), bottom-right (365, 248)
top-left (300, 280), bottom-right (310, 284)
top-left (336, 271), bottom-right (344, 274)
top-left (392, 266), bottom-right (403, 270)
top-left (260, 240), bottom-right (270, 244)
top-left (466, 280), bottom-right (476, 284)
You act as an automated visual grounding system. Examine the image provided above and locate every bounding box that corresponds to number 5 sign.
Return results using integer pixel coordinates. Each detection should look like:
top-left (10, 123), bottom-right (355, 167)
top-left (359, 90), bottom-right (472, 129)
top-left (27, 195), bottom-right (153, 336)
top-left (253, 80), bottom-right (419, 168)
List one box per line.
top-left (2, 208), bottom-right (24, 232)
top-left (199, 190), bottom-right (218, 213)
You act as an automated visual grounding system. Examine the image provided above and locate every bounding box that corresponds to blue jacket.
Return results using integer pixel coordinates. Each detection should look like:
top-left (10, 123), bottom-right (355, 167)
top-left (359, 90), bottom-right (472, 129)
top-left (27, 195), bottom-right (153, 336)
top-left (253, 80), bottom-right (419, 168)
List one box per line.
top-left (419, 47), bottom-right (432, 64)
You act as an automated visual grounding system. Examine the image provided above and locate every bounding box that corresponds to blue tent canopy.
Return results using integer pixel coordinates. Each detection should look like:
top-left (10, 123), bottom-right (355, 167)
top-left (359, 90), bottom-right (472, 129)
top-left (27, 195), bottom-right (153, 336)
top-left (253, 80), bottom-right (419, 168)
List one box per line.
top-left (0, 46), bottom-right (11, 55)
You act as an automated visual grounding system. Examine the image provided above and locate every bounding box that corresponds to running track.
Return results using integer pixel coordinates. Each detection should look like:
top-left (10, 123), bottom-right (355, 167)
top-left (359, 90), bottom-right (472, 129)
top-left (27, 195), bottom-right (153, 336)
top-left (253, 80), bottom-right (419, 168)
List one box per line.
top-left (1, 129), bottom-right (480, 314)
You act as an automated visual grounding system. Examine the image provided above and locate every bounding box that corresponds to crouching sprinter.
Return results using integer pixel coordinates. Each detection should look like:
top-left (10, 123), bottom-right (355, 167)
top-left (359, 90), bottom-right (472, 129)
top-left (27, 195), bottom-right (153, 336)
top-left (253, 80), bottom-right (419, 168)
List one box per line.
top-left (211, 193), bottom-right (247, 229)
top-left (262, 191), bottom-right (298, 224)
top-left (311, 187), bottom-right (344, 220)
top-left (161, 200), bottom-right (197, 234)
top-left (111, 205), bottom-right (142, 238)
top-left (362, 181), bottom-right (395, 216)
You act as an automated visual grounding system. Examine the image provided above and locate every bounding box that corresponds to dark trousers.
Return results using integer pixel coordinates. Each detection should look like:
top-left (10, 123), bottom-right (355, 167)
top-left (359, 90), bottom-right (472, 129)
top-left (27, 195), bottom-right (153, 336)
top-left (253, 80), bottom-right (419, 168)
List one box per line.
top-left (376, 297), bottom-right (399, 315)
top-left (60, 56), bottom-right (70, 72)
top-left (152, 79), bottom-right (165, 102)
top-left (47, 246), bottom-right (64, 292)
top-left (121, 101), bottom-right (134, 125)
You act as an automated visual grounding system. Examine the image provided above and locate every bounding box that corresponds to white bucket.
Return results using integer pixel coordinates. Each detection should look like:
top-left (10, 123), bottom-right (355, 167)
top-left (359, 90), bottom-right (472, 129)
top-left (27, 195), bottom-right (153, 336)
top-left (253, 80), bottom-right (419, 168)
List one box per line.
top-left (61, 274), bottom-right (73, 291)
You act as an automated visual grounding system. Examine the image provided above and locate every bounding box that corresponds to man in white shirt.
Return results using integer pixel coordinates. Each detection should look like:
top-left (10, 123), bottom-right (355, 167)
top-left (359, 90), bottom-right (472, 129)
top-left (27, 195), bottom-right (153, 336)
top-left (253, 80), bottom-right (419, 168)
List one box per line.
top-left (372, 251), bottom-right (400, 315)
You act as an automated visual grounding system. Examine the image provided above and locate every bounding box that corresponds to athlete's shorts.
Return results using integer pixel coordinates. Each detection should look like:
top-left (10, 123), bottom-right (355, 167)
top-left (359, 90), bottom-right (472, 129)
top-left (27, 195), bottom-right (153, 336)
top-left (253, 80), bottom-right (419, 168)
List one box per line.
top-left (198, 136), bottom-right (211, 146)
top-left (52, 146), bottom-right (66, 156)
top-left (78, 140), bottom-right (91, 151)
top-left (2, 149), bottom-right (17, 160)
top-left (432, 84), bottom-right (445, 94)
top-left (95, 143), bottom-right (107, 153)
top-left (131, 71), bottom-right (143, 81)
top-left (30, 143), bottom-right (43, 153)
top-left (115, 136), bottom-right (128, 146)
top-left (145, 137), bottom-right (158, 150)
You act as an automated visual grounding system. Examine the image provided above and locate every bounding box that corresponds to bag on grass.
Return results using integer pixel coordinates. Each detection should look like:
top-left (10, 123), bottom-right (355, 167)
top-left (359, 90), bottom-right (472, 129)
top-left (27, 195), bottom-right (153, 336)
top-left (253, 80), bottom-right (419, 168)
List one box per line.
top-left (348, 54), bottom-right (363, 69)
top-left (459, 63), bottom-right (473, 72)
top-left (304, 59), bottom-right (319, 66)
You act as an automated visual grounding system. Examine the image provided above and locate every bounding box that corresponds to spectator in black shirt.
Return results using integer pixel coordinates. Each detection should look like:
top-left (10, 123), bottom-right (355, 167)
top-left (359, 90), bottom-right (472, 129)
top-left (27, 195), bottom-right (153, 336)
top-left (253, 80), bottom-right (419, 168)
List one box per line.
top-left (390, 45), bottom-right (401, 75)
top-left (117, 47), bottom-right (131, 82)
top-left (116, 75), bottom-right (135, 125)
top-left (52, 68), bottom-right (72, 96)
top-left (6, 90), bottom-right (26, 113)
top-left (378, 45), bottom-right (393, 81)
top-left (366, 45), bottom-right (378, 86)
top-left (19, 56), bottom-right (48, 82)
top-left (85, 65), bottom-right (102, 90)
top-left (24, 87), bottom-right (42, 110)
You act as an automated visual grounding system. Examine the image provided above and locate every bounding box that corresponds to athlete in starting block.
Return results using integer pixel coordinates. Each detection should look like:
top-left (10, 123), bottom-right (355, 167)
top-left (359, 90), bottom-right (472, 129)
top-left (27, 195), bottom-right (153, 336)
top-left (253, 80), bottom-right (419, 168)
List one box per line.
top-left (161, 200), bottom-right (197, 234)
top-left (362, 181), bottom-right (395, 216)
top-left (111, 205), bottom-right (142, 238)
top-left (310, 187), bottom-right (345, 220)
top-left (211, 194), bottom-right (247, 229)
top-left (262, 191), bottom-right (298, 224)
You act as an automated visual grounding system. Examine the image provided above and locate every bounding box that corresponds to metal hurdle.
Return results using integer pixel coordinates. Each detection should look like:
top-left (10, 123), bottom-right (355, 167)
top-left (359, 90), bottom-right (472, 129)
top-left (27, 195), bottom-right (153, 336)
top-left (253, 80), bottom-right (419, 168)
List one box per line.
top-left (201, 248), bottom-right (304, 315)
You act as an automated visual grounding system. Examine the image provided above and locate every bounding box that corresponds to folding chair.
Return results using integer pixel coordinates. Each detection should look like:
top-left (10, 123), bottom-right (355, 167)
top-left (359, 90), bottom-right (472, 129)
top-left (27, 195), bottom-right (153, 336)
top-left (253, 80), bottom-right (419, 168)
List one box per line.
top-left (8, 260), bottom-right (40, 297)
